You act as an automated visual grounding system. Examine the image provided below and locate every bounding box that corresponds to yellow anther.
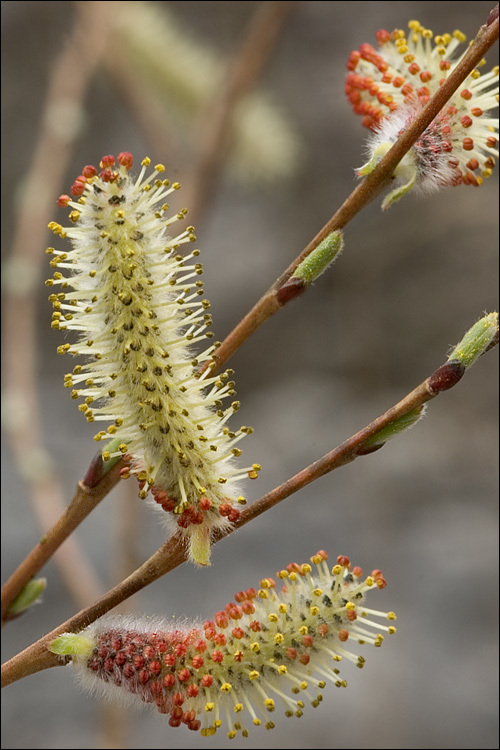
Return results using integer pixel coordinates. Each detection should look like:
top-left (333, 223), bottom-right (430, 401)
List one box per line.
top-left (249, 671), bottom-right (259, 680)
top-left (220, 683), bottom-right (232, 693)
top-left (274, 633), bottom-right (284, 645)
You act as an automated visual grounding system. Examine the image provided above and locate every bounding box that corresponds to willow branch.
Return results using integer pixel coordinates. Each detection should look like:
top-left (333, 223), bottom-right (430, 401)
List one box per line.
top-left (1, 460), bottom-right (123, 624)
top-left (3, 337), bottom-right (496, 687)
top-left (204, 11), bottom-right (499, 374)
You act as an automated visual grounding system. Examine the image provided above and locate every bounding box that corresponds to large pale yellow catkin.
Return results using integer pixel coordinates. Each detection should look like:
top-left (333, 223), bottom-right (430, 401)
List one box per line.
top-left (47, 153), bottom-right (260, 565)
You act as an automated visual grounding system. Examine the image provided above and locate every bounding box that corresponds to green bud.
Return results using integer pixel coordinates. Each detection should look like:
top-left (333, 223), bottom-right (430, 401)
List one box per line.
top-left (363, 406), bottom-right (426, 449)
top-left (48, 633), bottom-right (94, 658)
top-left (292, 231), bottom-right (344, 284)
top-left (447, 313), bottom-right (499, 368)
top-left (7, 578), bottom-right (46, 616)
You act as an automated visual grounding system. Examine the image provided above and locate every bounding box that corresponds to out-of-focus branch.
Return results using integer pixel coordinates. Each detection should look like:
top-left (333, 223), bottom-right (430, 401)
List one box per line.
top-left (2, 2), bottom-right (117, 612)
top-left (184, 0), bottom-right (297, 226)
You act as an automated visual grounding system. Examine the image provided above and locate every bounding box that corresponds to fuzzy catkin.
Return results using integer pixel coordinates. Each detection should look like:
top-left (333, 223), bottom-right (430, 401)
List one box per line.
top-left (49, 551), bottom-right (396, 738)
top-left (47, 153), bottom-right (259, 566)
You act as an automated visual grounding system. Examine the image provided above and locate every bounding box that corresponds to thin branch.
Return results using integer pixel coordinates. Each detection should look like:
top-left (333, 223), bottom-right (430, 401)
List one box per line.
top-left (2, 2), bottom-right (119, 613)
top-left (204, 12), bottom-right (499, 374)
top-left (1, 461), bottom-right (123, 624)
top-left (184, 0), bottom-right (297, 226)
top-left (3, 341), bottom-right (495, 688)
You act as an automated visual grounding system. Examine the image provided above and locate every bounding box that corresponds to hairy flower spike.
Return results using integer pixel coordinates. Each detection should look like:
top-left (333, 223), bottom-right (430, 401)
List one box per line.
top-left (49, 551), bottom-right (396, 737)
top-left (47, 153), bottom-right (258, 566)
top-left (346, 20), bottom-right (499, 208)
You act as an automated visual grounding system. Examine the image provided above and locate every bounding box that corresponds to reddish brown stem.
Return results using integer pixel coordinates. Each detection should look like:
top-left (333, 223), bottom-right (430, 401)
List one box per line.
top-left (1, 461), bottom-right (123, 624)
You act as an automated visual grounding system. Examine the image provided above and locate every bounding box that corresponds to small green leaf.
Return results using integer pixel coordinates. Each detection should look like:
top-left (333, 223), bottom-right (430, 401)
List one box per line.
top-left (447, 313), bottom-right (499, 368)
top-left (292, 231), bottom-right (344, 284)
top-left (7, 578), bottom-right (46, 615)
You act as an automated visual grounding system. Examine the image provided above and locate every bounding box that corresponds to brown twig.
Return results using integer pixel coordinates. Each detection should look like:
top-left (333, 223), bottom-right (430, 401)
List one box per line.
top-left (2, 343), bottom-right (494, 687)
top-left (204, 12), bottom-right (499, 374)
top-left (184, 0), bottom-right (297, 226)
top-left (0, 461), bottom-right (123, 624)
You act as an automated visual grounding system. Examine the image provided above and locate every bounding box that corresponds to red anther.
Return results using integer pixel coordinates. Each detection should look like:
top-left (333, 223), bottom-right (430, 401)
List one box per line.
top-left (104, 658), bottom-right (114, 672)
top-left (149, 660), bottom-right (162, 675)
top-left (337, 555), bottom-right (351, 568)
top-left (163, 674), bottom-right (176, 688)
top-left (241, 600), bottom-right (255, 615)
top-left (117, 152), bottom-right (134, 169)
top-left (213, 633), bottom-right (226, 646)
top-left (232, 627), bottom-right (245, 639)
top-left (440, 59), bottom-right (451, 71)
top-left (215, 611), bottom-right (229, 628)
top-left (143, 645), bottom-right (154, 659)
top-left (123, 663), bottom-right (135, 679)
top-left (352, 566), bottom-right (363, 577)
top-left (100, 155), bottom-right (116, 168)
top-left (460, 89), bottom-right (473, 100)
top-left (100, 169), bottom-right (113, 182)
top-left (471, 107), bottom-right (483, 117)
top-left (174, 643), bottom-right (187, 657)
top-left (286, 647), bottom-right (298, 660)
top-left (204, 627), bottom-right (217, 641)
top-left (177, 668), bottom-right (191, 683)
top-left (316, 550), bottom-right (328, 561)
top-left (115, 651), bottom-right (127, 666)
top-left (163, 654), bottom-right (176, 667)
top-left (485, 156), bottom-right (496, 168)
top-left (201, 674), bottom-right (214, 688)
top-left (302, 635), bottom-right (314, 648)
top-left (203, 620), bottom-right (215, 630)
top-left (460, 115), bottom-right (473, 128)
top-left (187, 684), bottom-right (200, 698)
top-left (171, 705), bottom-right (184, 719)
top-left (172, 692), bottom-right (185, 706)
top-left (419, 71), bottom-right (432, 83)
top-left (219, 501), bottom-right (232, 517)
top-left (182, 710), bottom-right (196, 724)
top-left (287, 563), bottom-right (302, 574)
top-left (466, 158), bottom-right (479, 170)
top-left (401, 83), bottom-right (414, 97)
top-left (70, 180), bottom-right (86, 197)
top-left (347, 609), bottom-right (357, 622)
top-left (192, 511), bottom-right (204, 525)
top-left (318, 624), bottom-right (329, 635)
top-left (198, 496), bottom-right (212, 511)
top-left (299, 653), bottom-right (310, 665)
top-left (249, 620), bottom-right (262, 632)
top-left (133, 655), bottom-right (145, 669)
top-left (188, 720), bottom-right (201, 732)
top-left (168, 717), bottom-right (182, 728)
top-left (371, 569), bottom-right (383, 578)
top-left (228, 605), bottom-right (243, 620)
top-left (486, 136), bottom-right (498, 147)
top-left (376, 29), bottom-right (392, 44)
top-left (138, 669), bottom-right (150, 684)
top-left (227, 508), bottom-right (241, 523)
top-left (195, 639), bottom-right (207, 653)
top-left (408, 62), bottom-right (420, 75)
top-left (245, 588), bottom-right (258, 599)
top-left (234, 590), bottom-right (247, 602)
top-left (191, 655), bottom-right (204, 669)
top-left (339, 629), bottom-right (349, 642)
top-left (82, 165), bottom-right (97, 178)
top-left (211, 650), bottom-right (224, 663)
top-left (346, 50), bottom-right (361, 71)
top-left (376, 576), bottom-right (388, 589)
top-left (57, 194), bottom-right (71, 207)
top-left (98, 645), bottom-right (108, 659)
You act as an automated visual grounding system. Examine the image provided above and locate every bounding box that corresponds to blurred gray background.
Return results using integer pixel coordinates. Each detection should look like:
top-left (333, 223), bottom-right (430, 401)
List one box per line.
top-left (1, 2), bottom-right (498, 749)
